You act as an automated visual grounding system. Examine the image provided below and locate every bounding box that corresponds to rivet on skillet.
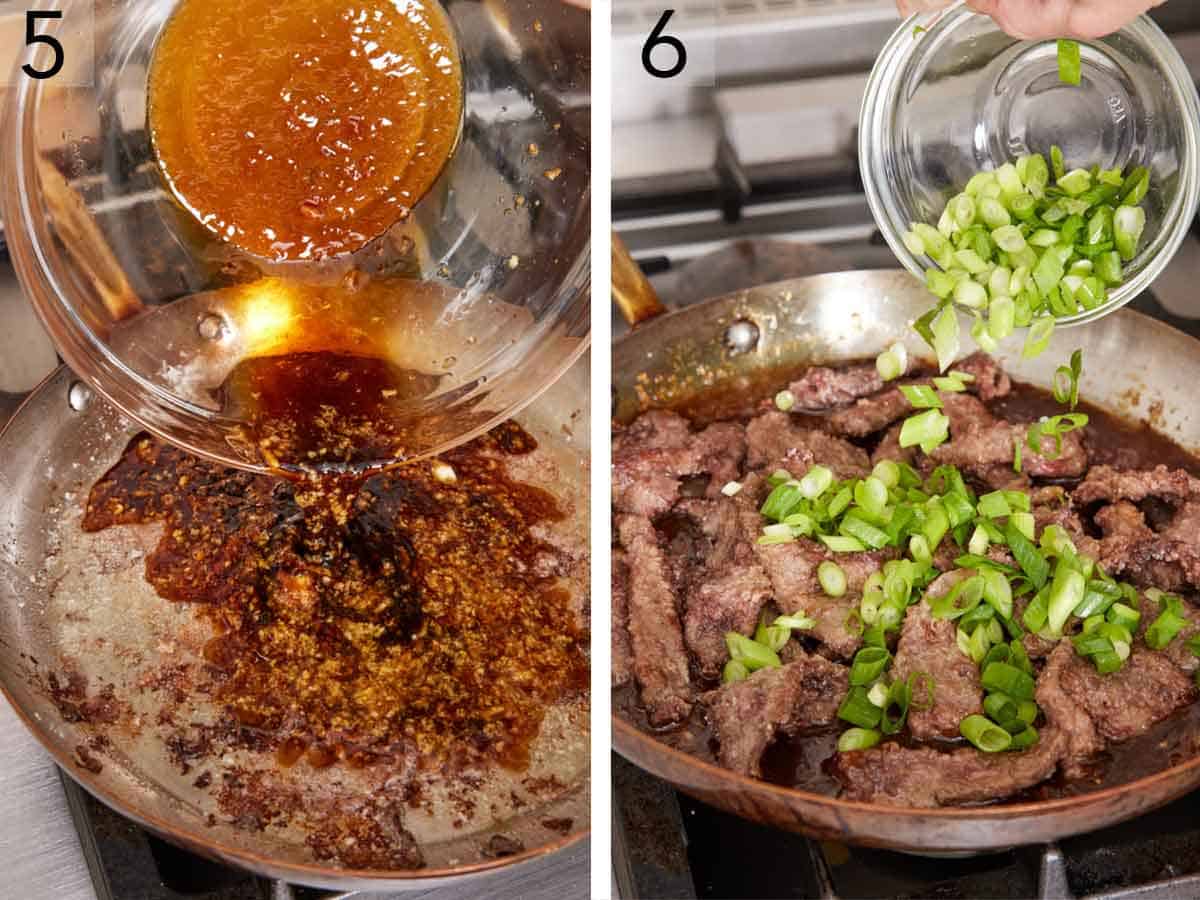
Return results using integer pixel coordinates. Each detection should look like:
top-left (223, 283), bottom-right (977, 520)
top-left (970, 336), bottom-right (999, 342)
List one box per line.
top-left (67, 381), bottom-right (92, 412)
top-left (197, 313), bottom-right (227, 341)
top-left (723, 319), bottom-right (760, 355)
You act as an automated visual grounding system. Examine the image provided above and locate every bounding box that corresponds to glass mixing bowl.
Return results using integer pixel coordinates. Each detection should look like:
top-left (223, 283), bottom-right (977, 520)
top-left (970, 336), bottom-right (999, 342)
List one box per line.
top-left (2, 0), bottom-right (589, 473)
top-left (860, 3), bottom-right (1200, 326)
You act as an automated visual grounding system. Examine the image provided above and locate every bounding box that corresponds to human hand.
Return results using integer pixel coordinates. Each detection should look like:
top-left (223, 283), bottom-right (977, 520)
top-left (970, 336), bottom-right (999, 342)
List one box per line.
top-left (896, 0), bottom-right (1167, 40)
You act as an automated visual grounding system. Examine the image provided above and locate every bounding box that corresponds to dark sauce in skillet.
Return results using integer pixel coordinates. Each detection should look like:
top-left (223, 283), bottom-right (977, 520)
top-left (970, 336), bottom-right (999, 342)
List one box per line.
top-left (616, 374), bottom-right (1200, 803)
top-left (84, 421), bottom-right (588, 774)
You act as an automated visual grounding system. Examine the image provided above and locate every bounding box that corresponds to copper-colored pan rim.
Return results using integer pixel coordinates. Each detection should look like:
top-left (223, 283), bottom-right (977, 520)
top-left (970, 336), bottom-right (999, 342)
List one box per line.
top-left (613, 713), bottom-right (1200, 819)
top-left (0, 369), bottom-right (588, 886)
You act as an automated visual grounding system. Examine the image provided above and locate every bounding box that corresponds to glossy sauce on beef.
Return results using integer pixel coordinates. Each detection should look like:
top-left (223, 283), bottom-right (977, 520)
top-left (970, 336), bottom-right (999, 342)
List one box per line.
top-left (616, 373), bottom-right (1200, 801)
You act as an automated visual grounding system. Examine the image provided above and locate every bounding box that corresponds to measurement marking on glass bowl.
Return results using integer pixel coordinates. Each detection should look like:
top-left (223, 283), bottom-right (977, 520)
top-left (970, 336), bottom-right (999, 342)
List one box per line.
top-left (1108, 96), bottom-right (1128, 125)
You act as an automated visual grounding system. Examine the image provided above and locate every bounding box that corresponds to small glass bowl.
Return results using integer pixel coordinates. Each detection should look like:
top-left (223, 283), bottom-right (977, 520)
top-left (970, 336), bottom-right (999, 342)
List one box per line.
top-left (860, 3), bottom-right (1200, 326)
top-left (2, 0), bottom-right (589, 473)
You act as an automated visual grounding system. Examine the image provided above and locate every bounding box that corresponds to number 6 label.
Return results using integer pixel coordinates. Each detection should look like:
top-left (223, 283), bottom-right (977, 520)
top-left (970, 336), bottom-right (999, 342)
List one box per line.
top-left (642, 10), bottom-right (686, 79)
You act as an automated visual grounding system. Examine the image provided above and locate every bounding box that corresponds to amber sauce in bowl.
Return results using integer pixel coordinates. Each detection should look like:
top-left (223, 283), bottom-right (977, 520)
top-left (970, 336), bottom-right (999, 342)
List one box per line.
top-left (148, 0), bottom-right (463, 262)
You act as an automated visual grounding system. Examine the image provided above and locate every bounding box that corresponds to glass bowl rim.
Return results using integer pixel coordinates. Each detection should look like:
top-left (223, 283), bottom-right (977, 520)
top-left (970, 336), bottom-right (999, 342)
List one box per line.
top-left (858, 3), bottom-right (1200, 327)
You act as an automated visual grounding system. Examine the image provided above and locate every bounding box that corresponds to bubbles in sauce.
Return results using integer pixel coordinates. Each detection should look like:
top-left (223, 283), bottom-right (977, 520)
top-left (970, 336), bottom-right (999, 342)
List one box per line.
top-left (148, 0), bottom-right (463, 261)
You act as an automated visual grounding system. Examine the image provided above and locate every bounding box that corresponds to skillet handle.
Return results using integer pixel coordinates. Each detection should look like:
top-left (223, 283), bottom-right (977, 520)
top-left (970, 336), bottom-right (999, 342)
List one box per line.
top-left (611, 232), bottom-right (667, 326)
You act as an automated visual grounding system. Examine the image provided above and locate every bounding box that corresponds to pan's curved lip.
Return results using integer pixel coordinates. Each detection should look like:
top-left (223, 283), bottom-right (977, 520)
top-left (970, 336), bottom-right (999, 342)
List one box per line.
top-left (612, 712), bottom-right (1200, 820)
top-left (0, 367), bottom-right (589, 888)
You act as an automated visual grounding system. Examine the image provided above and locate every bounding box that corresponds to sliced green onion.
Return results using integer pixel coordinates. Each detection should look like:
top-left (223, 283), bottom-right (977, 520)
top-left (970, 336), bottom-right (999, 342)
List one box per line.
top-left (761, 483), bottom-right (804, 521)
top-left (981, 661), bottom-right (1036, 701)
top-left (1106, 602), bottom-right (1141, 632)
top-left (1114, 205), bottom-right (1146, 262)
top-left (723, 659), bottom-right (749, 684)
top-left (721, 481), bottom-right (743, 497)
top-left (872, 459), bottom-right (901, 489)
top-left (876, 343), bottom-right (908, 382)
top-left (899, 408), bottom-right (950, 451)
top-left (1058, 39), bottom-right (1082, 86)
top-left (820, 534), bottom-right (866, 553)
top-left (725, 633), bottom-right (781, 671)
top-left (929, 304), bottom-right (959, 373)
top-left (1145, 600), bottom-right (1188, 650)
top-left (849, 647), bottom-right (892, 687)
top-left (837, 727), bottom-right (882, 752)
top-left (1122, 167), bottom-right (1150, 206)
top-left (774, 389), bottom-right (796, 412)
top-left (929, 573), bottom-right (984, 620)
top-left (838, 686), bottom-right (883, 729)
top-left (755, 617), bottom-right (792, 653)
top-left (1046, 564), bottom-right (1086, 637)
top-left (1059, 168), bottom-right (1092, 197)
top-left (1023, 316), bottom-right (1055, 359)
top-left (932, 374), bottom-right (969, 393)
top-left (967, 524), bottom-right (989, 556)
top-left (840, 514), bottom-right (891, 550)
top-left (880, 680), bottom-right (912, 734)
top-left (818, 560), bottom-right (848, 598)
top-left (1053, 348), bottom-right (1083, 410)
top-left (981, 567), bottom-right (1014, 619)
top-left (827, 486), bottom-right (853, 519)
top-left (900, 384), bottom-right (943, 409)
top-left (783, 512), bottom-right (815, 536)
top-left (799, 465), bottom-right (834, 500)
top-left (1009, 726), bottom-right (1040, 750)
top-left (1006, 521), bottom-right (1050, 589)
top-left (962, 714), bottom-right (1014, 752)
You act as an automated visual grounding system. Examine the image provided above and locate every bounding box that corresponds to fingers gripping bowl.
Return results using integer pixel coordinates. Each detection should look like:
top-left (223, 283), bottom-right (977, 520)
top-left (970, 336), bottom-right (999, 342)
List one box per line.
top-left (612, 270), bottom-right (1200, 853)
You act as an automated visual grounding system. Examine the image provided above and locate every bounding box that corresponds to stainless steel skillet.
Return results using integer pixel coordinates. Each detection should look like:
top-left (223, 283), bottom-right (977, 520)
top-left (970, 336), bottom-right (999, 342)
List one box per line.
top-left (0, 355), bottom-right (590, 892)
top-left (612, 268), bottom-right (1200, 854)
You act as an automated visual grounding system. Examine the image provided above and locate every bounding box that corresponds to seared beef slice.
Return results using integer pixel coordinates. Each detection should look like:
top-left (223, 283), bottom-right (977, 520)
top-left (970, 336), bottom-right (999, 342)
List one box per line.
top-left (612, 411), bottom-right (746, 517)
top-left (612, 550), bottom-right (633, 689)
top-left (676, 500), bottom-right (772, 678)
top-left (892, 601), bottom-right (982, 741)
top-left (703, 653), bottom-right (848, 777)
top-left (833, 728), bottom-right (1065, 807)
top-left (616, 515), bottom-right (693, 726)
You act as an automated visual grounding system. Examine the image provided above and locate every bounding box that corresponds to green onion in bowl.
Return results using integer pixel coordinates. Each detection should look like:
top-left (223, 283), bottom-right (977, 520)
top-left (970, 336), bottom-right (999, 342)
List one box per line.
top-left (903, 149), bottom-right (1153, 363)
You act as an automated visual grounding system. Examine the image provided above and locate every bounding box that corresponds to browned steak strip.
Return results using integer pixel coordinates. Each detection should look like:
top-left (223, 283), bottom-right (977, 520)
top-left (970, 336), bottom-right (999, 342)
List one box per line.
top-left (612, 411), bottom-right (747, 517)
top-left (1073, 465), bottom-right (1200, 507)
top-left (750, 536), bottom-right (890, 660)
top-left (931, 423), bottom-right (1087, 481)
top-left (702, 653), bottom-right (848, 777)
top-left (745, 411), bottom-right (870, 478)
top-left (675, 499), bottom-right (773, 679)
top-left (826, 388), bottom-right (912, 438)
top-left (1036, 642), bottom-right (1105, 778)
top-left (612, 549), bottom-right (633, 689)
top-left (1160, 499), bottom-right (1200, 545)
top-left (941, 392), bottom-right (996, 435)
top-left (1056, 645), bottom-right (1196, 742)
top-left (1093, 504), bottom-right (1200, 591)
top-left (787, 363), bottom-right (891, 411)
top-left (616, 514), bottom-right (693, 726)
top-left (832, 727), bottom-right (1065, 808)
top-left (692, 422), bottom-right (748, 497)
top-left (892, 601), bottom-right (982, 741)
top-left (953, 352), bottom-right (1012, 402)
top-left (871, 423), bottom-right (915, 468)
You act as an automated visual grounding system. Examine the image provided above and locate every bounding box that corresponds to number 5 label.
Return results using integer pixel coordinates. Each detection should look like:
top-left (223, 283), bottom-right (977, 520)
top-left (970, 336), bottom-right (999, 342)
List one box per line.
top-left (22, 10), bottom-right (64, 79)
top-left (1, 3), bottom-right (94, 86)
